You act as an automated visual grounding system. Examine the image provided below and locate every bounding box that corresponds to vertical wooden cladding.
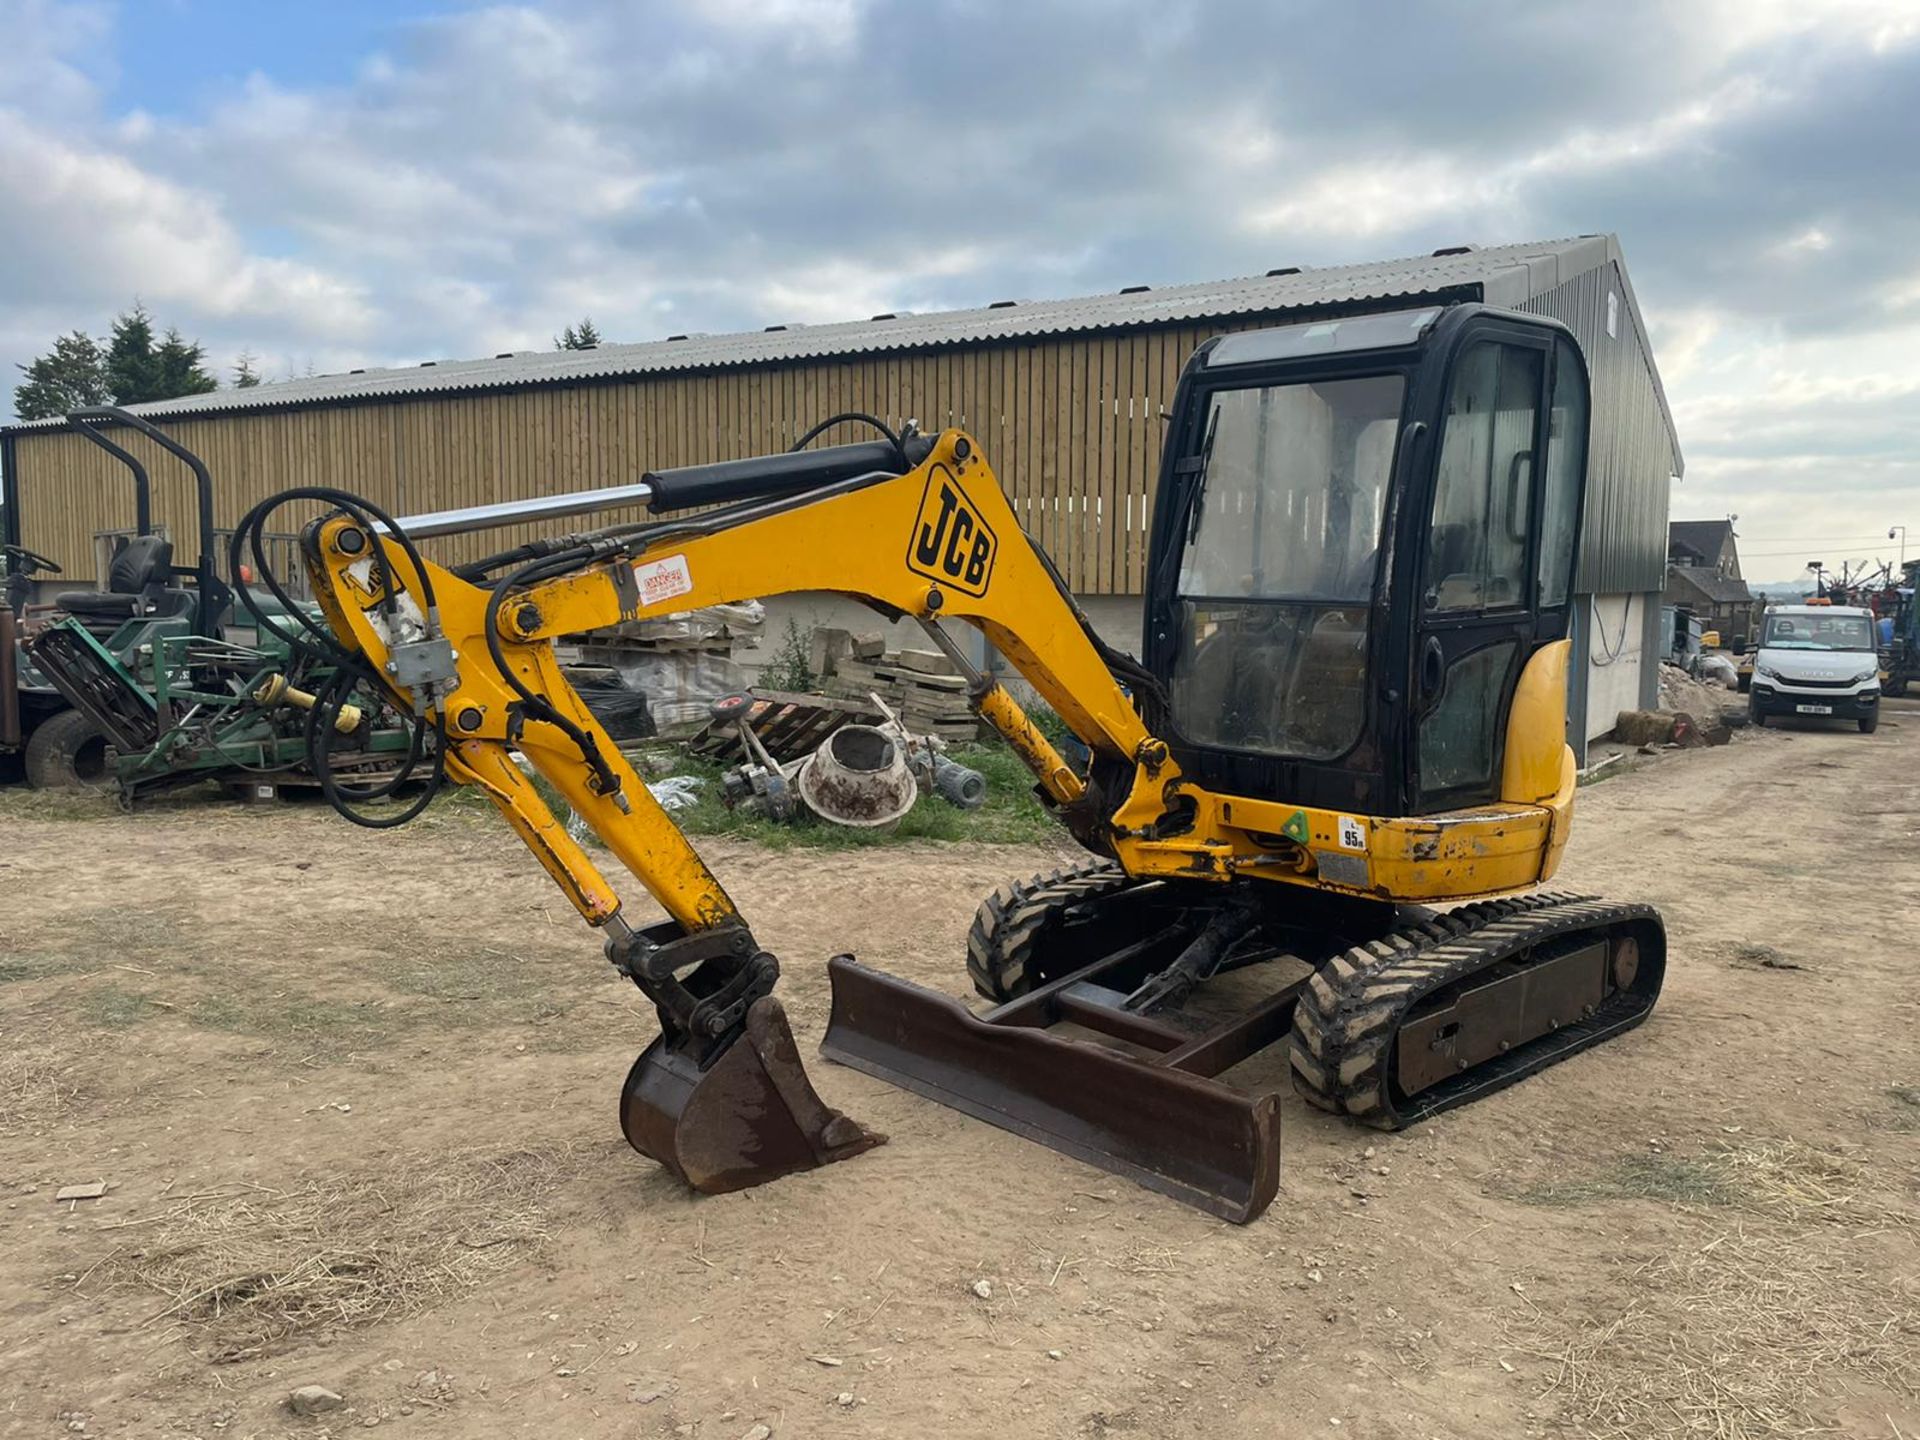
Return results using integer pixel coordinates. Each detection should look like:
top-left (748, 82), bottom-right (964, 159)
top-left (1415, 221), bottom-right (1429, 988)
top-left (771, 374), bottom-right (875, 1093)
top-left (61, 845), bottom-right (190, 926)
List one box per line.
top-left (13, 324), bottom-right (1233, 596)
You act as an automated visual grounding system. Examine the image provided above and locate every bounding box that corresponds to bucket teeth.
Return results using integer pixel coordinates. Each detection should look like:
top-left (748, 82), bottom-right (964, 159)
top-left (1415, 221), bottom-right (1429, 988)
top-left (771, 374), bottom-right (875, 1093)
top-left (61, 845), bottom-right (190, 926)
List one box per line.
top-left (621, 994), bottom-right (885, 1194)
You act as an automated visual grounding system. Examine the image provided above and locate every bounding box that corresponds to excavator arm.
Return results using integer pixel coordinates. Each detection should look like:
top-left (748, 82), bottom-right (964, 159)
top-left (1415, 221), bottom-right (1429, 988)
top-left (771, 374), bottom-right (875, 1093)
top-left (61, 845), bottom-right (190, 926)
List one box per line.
top-left (300, 426), bottom-right (1190, 1196)
top-left (305, 428), bottom-right (1161, 948)
top-left (310, 418), bottom-right (1581, 939)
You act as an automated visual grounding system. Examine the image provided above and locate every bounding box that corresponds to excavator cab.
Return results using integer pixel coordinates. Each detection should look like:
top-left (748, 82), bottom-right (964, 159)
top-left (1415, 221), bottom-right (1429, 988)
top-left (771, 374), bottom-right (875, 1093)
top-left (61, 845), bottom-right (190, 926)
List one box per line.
top-left (1144, 304), bottom-right (1589, 818)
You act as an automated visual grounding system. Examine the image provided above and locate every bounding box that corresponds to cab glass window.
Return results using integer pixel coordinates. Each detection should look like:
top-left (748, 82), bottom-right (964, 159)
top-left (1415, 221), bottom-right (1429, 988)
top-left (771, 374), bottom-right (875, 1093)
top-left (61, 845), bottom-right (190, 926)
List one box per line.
top-left (1418, 640), bottom-right (1518, 797)
top-left (1169, 374), bottom-right (1404, 759)
top-left (1538, 337), bottom-right (1586, 609)
top-left (1425, 344), bottom-right (1542, 612)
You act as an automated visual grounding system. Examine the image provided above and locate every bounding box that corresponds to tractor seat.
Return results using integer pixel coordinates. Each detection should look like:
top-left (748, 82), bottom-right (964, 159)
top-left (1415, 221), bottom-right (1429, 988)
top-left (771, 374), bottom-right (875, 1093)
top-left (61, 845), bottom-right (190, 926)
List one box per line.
top-left (55, 535), bottom-right (177, 625)
top-left (57, 589), bottom-right (144, 620)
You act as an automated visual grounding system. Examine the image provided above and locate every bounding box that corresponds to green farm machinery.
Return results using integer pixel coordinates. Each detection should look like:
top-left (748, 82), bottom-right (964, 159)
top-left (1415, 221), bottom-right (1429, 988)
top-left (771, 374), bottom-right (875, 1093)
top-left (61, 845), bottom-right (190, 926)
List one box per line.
top-left (26, 611), bottom-right (413, 805)
top-left (7, 406), bottom-right (409, 804)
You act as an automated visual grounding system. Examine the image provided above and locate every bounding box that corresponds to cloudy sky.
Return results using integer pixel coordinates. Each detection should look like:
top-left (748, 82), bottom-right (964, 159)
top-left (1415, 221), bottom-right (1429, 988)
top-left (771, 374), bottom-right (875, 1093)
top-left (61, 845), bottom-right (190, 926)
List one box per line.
top-left (3, 0), bottom-right (1916, 581)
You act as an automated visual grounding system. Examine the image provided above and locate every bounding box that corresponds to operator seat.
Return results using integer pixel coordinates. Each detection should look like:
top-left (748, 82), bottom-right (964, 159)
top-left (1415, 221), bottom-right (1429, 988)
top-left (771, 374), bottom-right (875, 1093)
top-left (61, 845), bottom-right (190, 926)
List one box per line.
top-left (54, 535), bottom-right (195, 633)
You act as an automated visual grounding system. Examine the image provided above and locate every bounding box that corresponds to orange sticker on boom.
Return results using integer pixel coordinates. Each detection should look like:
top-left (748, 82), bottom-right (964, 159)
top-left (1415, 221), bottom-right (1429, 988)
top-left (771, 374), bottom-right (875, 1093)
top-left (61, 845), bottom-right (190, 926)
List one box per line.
top-left (905, 465), bottom-right (997, 598)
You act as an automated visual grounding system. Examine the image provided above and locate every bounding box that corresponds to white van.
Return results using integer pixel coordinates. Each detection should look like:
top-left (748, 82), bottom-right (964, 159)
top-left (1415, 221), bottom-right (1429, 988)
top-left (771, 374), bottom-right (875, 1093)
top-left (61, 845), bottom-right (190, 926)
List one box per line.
top-left (1749, 604), bottom-right (1882, 734)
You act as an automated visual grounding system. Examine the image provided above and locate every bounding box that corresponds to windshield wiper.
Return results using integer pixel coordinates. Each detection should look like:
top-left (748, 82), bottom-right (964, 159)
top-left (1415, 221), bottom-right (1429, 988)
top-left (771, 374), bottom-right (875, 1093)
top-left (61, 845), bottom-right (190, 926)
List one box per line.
top-left (1186, 408), bottom-right (1223, 546)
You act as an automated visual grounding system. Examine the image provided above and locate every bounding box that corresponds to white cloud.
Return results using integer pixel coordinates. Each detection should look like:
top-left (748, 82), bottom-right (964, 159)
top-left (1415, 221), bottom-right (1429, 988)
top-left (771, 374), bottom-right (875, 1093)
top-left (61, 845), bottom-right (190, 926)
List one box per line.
top-left (1698, 0), bottom-right (1920, 57)
top-left (743, 244), bottom-right (990, 325)
top-left (0, 0), bottom-right (109, 118)
top-left (687, 0), bottom-right (872, 52)
top-left (1661, 314), bottom-right (1920, 579)
top-left (0, 111), bottom-right (372, 334)
top-left (1645, 307), bottom-right (1725, 388)
top-left (1773, 226), bottom-right (1835, 256)
top-left (1886, 269), bottom-right (1920, 311)
top-left (1245, 77), bottom-right (1776, 240)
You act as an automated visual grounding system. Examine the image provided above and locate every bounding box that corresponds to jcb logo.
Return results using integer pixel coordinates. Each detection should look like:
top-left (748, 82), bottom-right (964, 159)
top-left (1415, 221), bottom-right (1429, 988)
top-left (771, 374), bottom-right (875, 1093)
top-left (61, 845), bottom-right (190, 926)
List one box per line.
top-left (906, 466), bottom-right (997, 597)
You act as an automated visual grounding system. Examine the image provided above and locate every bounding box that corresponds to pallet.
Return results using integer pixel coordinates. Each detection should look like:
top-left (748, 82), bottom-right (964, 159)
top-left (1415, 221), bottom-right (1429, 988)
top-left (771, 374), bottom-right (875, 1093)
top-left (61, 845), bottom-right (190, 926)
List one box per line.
top-left (819, 641), bottom-right (985, 740)
top-left (832, 659), bottom-right (969, 693)
top-left (686, 689), bottom-right (883, 764)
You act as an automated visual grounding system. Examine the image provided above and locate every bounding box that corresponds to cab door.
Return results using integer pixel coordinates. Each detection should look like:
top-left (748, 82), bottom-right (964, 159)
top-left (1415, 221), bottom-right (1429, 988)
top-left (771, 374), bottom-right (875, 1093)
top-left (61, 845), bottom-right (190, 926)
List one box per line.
top-left (1409, 321), bottom-right (1587, 812)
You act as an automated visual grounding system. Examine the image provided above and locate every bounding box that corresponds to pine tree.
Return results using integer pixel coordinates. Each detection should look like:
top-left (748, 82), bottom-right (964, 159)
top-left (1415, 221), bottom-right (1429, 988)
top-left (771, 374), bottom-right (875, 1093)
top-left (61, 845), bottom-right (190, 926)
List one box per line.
top-left (14, 304), bottom-right (222, 420)
top-left (154, 328), bottom-right (217, 400)
top-left (106, 303), bottom-right (163, 404)
top-left (233, 351), bottom-right (263, 388)
top-left (556, 317), bottom-right (602, 350)
top-left (13, 331), bottom-right (108, 421)
top-left (101, 305), bottom-right (218, 404)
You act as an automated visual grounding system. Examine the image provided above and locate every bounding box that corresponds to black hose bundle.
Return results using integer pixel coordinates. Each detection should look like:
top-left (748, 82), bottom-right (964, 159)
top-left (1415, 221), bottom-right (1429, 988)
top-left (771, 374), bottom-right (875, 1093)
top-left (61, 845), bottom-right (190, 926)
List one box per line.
top-left (227, 487), bottom-right (448, 828)
top-left (478, 540), bottom-right (628, 800)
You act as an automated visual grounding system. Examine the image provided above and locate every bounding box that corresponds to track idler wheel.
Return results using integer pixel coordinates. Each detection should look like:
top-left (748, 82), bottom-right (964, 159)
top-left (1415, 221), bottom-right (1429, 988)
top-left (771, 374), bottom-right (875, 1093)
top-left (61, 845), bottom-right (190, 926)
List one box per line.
top-left (620, 995), bottom-right (886, 1194)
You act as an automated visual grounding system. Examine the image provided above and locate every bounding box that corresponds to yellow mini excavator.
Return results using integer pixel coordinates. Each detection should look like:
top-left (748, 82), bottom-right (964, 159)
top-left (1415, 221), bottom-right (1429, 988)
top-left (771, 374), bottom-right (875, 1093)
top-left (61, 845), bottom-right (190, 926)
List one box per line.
top-left (234, 302), bottom-right (1664, 1222)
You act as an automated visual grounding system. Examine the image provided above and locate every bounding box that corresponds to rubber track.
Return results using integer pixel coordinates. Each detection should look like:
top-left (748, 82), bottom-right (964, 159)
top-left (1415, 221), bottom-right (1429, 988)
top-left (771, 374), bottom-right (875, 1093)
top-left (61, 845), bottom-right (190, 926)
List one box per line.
top-left (1289, 892), bottom-right (1664, 1129)
top-left (965, 859), bottom-right (1138, 1001)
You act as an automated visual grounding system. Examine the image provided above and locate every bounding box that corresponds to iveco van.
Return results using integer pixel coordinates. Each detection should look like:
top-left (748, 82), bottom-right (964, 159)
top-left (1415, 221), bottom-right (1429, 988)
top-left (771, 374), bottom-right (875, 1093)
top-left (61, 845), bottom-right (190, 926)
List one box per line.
top-left (1748, 604), bottom-right (1882, 734)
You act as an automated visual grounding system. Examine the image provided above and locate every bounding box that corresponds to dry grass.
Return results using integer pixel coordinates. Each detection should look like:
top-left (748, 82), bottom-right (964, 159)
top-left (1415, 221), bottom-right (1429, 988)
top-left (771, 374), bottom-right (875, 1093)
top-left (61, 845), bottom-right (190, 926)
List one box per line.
top-left (1106, 1242), bottom-right (1184, 1277)
top-left (1508, 1141), bottom-right (1920, 1439)
top-left (0, 1053), bottom-right (82, 1133)
top-left (1520, 1153), bottom-right (1736, 1209)
top-left (1515, 1236), bottom-right (1919, 1439)
top-left (1519, 1139), bottom-right (1904, 1226)
top-left (1711, 1140), bottom-right (1897, 1226)
top-left (97, 1142), bottom-right (585, 1359)
top-left (1888, 1086), bottom-right (1920, 1132)
top-left (0, 788), bottom-right (123, 822)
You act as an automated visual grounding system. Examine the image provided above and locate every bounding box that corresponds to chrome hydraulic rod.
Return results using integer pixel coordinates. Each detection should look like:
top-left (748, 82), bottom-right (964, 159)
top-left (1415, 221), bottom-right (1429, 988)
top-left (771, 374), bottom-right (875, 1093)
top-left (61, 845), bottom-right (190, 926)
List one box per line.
top-left (382, 481), bottom-right (659, 539)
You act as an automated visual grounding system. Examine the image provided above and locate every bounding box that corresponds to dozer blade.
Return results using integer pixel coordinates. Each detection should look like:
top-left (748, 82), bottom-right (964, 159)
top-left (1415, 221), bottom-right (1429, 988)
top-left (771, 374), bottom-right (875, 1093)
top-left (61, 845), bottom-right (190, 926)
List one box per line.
top-left (821, 955), bottom-right (1281, 1223)
top-left (621, 994), bottom-right (885, 1194)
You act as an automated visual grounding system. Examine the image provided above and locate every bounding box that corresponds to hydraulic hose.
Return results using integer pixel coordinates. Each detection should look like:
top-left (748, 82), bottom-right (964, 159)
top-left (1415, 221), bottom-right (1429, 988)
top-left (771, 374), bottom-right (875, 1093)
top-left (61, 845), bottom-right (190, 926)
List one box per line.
top-left (228, 487), bottom-right (447, 828)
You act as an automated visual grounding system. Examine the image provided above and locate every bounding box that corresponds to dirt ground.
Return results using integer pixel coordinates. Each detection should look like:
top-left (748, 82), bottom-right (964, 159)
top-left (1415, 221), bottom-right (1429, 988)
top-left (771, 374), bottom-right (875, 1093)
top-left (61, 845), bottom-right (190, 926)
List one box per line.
top-left (2, 705), bottom-right (1916, 1440)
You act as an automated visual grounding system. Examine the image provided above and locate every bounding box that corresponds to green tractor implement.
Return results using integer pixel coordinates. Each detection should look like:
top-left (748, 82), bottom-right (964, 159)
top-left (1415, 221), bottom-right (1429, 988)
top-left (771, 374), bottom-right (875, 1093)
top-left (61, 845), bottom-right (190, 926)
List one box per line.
top-left (12, 406), bottom-right (409, 804)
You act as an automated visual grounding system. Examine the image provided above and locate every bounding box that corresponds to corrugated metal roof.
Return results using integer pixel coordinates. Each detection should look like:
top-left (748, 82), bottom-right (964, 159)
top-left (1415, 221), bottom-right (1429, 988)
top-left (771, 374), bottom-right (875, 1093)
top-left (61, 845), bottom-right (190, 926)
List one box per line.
top-left (5, 234), bottom-right (1674, 444)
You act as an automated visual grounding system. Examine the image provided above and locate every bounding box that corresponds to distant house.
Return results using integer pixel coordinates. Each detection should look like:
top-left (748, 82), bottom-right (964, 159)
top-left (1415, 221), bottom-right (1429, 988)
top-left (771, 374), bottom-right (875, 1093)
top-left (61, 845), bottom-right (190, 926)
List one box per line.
top-left (1667, 519), bottom-right (1755, 648)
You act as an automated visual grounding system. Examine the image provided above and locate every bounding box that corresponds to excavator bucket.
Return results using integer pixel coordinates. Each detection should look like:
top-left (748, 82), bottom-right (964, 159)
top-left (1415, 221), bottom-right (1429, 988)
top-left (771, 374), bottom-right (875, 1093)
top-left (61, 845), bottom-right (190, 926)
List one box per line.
top-left (621, 995), bottom-right (885, 1194)
top-left (821, 955), bottom-right (1284, 1222)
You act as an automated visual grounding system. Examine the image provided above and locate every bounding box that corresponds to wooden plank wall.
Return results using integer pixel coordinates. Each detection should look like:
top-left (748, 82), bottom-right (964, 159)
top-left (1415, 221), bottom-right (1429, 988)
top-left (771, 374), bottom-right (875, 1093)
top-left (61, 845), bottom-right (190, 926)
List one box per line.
top-left (12, 324), bottom-right (1231, 596)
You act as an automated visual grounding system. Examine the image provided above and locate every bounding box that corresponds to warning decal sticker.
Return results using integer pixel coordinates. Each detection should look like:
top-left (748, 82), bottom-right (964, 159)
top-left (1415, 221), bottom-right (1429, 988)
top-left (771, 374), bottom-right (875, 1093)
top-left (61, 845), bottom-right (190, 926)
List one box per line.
top-left (1336, 815), bottom-right (1368, 852)
top-left (635, 554), bottom-right (694, 608)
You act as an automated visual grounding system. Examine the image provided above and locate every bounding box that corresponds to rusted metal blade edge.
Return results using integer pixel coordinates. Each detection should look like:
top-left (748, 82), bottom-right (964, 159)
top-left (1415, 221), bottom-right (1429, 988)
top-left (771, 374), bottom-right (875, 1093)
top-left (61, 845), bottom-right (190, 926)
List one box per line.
top-left (821, 955), bottom-right (1281, 1224)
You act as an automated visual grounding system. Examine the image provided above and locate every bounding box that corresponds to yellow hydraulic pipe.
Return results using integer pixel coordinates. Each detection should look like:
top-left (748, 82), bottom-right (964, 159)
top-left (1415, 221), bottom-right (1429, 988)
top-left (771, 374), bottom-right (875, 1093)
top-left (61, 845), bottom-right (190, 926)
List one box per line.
top-left (254, 672), bottom-right (363, 733)
top-left (975, 683), bottom-right (1086, 805)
